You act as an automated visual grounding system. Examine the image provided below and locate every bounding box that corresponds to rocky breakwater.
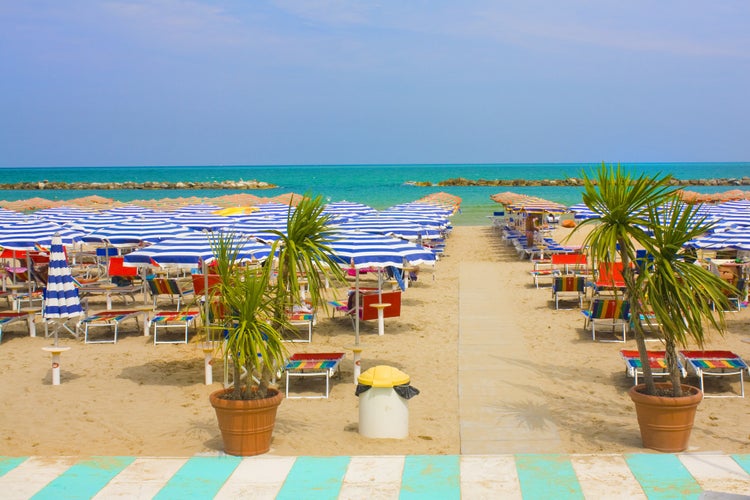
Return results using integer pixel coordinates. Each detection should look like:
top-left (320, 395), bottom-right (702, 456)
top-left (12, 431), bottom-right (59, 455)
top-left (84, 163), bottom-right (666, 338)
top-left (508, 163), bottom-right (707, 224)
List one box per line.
top-left (0, 180), bottom-right (276, 190)
top-left (407, 177), bottom-right (750, 187)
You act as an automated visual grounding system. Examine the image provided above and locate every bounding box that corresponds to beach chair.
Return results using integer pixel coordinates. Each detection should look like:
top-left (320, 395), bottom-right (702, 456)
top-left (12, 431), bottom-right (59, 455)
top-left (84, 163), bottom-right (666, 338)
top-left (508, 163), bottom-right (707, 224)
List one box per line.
top-left (146, 276), bottom-right (194, 310)
top-left (284, 352), bottom-right (345, 399)
top-left (0, 310), bottom-right (38, 343)
top-left (551, 276), bottom-right (585, 309)
top-left (593, 262), bottom-right (626, 294)
top-left (680, 350), bottom-right (750, 398)
top-left (582, 298), bottom-right (630, 342)
top-left (73, 277), bottom-right (140, 310)
top-left (150, 309), bottom-right (200, 344)
top-left (80, 309), bottom-right (147, 344)
top-left (285, 310), bottom-right (316, 343)
top-left (620, 350), bottom-right (686, 385)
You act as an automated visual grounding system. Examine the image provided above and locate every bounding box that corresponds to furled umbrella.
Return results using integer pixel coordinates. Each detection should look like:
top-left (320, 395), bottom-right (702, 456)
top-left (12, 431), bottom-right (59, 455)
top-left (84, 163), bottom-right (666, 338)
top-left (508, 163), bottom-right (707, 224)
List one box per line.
top-left (43, 234), bottom-right (84, 345)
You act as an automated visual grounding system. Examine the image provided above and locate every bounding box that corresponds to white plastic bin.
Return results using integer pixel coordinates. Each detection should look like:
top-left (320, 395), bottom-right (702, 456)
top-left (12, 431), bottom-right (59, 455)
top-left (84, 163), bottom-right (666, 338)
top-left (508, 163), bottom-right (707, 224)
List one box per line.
top-left (356, 365), bottom-right (418, 439)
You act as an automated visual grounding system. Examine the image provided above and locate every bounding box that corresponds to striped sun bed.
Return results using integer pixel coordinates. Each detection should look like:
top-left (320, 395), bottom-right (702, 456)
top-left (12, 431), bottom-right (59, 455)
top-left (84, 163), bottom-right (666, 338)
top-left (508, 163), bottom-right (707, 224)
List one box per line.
top-left (284, 352), bottom-right (345, 399)
top-left (81, 310), bottom-right (143, 344)
top-left (150, 311), bottom-right (200, 344)
top-left (680, 350), bottom-right (750, 398)
top-left (620, 350), bottom-right (686, 385)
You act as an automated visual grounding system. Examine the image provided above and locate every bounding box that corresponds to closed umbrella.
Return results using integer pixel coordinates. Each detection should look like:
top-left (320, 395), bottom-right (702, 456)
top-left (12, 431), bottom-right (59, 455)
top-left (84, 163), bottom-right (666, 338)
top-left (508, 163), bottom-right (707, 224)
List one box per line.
top-left (43, 235), bottom-right (84, 345)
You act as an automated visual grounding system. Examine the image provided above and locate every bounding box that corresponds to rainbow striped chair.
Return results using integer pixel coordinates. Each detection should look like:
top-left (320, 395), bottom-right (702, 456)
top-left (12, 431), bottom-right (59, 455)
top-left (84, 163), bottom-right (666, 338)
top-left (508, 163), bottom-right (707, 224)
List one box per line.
top-left (680, 350), bottom-right (749, 398)
top-left (284, 352), bottom-right (345, 399)
top-left (146, 277), bottom-right (193, 310)
top-left (150, 310), bottom-right (200, 344)
top-left (552, 276), bottom-right (586, 309)
top-left (582, 298), bottom-right (630, 342)
top-left (620, 350), bottom-right (686, 385)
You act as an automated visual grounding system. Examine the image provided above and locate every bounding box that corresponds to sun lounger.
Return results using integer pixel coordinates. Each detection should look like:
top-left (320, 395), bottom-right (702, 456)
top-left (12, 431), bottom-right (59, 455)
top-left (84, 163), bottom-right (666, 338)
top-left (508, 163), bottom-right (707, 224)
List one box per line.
top-left (285, 311), bottom-right (316, 343)
top-left (81, 309), bottom-right (147, 344)
top-left (620, 350), bottom-right (686, 385)
top-left (150, 310), bottom-right (200, 344)
top-left (284, 352), bottom-right (345, 399)
top-left (582, 298), bottom-right (630, 342)
top-left (680, 350), bottom-right (749, 398)
top-left (0, 310), bottom-right (38, 342)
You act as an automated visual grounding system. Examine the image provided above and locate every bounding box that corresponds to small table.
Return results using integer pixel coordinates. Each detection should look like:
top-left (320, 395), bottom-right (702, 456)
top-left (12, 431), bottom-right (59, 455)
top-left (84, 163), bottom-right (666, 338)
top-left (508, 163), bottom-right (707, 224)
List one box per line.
top-left (369, 303), bottom-right (390, 336)
top-left (42, 346), bottom-right (71, 385)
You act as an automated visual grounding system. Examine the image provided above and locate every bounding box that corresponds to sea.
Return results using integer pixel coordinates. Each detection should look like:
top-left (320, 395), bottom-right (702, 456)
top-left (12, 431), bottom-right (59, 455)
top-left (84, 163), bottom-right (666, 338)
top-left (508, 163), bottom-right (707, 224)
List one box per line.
top-left (0, 163), bottom-right (748, 226)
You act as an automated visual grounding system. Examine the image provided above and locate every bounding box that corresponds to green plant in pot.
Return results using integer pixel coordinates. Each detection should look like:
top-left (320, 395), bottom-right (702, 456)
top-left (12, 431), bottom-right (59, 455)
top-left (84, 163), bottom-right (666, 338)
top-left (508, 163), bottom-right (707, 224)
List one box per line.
top-left (207, 231), bottom-right (289, 456)
top-left (206, 194), bottom-right (346, 456)
top-left (570, 163), bottom-right (733, 452)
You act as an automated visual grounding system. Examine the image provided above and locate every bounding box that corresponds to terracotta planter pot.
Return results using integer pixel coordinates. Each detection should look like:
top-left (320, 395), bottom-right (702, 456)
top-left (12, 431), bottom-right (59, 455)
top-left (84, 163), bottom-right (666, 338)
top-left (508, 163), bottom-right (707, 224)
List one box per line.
top-left (209, 388), bottom-right (283, 456)
top-left (628, 383), bottom-right (703, 452)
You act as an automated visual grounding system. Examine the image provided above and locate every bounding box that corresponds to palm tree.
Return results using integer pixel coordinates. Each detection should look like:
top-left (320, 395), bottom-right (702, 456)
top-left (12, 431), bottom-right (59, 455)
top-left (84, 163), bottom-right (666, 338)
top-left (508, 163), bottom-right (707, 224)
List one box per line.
top-left (210, 232), bottom-right (288, 400)
top-left (266, 193), bottom-right (347, 332)
top-left (570, 163), bottom-right (733, 396)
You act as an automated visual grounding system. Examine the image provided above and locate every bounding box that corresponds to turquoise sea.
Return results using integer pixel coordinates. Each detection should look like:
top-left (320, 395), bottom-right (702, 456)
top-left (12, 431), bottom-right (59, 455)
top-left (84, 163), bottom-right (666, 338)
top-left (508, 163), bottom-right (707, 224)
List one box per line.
top-left (0, 163), bottom-right (748, 225)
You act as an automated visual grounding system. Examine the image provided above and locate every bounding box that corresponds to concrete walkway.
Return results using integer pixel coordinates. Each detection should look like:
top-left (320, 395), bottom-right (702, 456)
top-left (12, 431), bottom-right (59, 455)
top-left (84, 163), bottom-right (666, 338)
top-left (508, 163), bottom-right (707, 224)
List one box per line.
top-left (459, 261), bottom-right (563, 454)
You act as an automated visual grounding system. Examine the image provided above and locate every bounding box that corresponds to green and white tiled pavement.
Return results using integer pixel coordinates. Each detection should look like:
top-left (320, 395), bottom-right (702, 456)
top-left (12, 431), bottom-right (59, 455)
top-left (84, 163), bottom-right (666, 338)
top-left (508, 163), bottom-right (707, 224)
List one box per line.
top-left (1, 453), bottom-right (749, 499)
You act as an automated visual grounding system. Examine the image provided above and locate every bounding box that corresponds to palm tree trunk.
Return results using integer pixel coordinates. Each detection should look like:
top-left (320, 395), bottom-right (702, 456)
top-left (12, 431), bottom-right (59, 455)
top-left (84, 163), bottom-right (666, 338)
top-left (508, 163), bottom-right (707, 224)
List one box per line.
top-left (664, 339), bottom-right (683, 397)
top-left (620, 239), bottom-right (657, 395)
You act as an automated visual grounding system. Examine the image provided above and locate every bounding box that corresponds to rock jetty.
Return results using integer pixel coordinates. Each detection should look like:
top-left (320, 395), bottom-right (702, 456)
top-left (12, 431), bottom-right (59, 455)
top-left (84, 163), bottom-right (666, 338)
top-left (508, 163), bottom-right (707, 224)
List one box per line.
top-left (406, 177), bottom-right (750, 187)
top-left (0, 180), bottom-right (276, 190)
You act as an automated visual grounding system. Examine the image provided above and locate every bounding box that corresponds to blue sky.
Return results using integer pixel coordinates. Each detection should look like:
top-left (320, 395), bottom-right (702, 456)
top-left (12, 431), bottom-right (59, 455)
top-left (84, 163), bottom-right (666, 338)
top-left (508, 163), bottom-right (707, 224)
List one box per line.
top-left (1, 1), bottom-right (749, 166)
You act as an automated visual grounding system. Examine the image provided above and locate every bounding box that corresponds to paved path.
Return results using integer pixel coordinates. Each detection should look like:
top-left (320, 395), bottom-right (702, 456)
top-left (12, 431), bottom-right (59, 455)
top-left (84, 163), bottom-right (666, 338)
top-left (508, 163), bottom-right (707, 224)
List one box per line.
top-left (2, 453), bottom-right (749, 498)
top-left (458, 261), bottom-right (563, 454)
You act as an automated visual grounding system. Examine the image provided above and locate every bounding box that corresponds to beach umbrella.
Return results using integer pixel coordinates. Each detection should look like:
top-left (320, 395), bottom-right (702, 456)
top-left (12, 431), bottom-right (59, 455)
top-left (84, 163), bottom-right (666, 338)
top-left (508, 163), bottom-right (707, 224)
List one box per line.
top-left (0, 219), bottom-right (84, 307)
top-left (335, 215), bottom-right (442, 242)
top-left (123, 231), bottom-right (273, 268)
top-left (82, 217), bottom-right (196, 247)
top-left (325, 230), bottom-right (437, 346)
top-left (34, 206), bottom-right (98, 224)
top-left (688, 226), bottom-right (750, 251)
top-left (228, 216), bottom-right (288, 242)
top-left (43, 235), bottom-right (84, 345)
top-left (168, 212), bottom-right (237, 231)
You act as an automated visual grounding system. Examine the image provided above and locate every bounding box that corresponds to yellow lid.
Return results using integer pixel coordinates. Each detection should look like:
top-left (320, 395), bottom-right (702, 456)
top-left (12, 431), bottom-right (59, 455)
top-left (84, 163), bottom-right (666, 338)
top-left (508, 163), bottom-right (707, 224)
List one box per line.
top-left (358, 365), bottom-right (410, 387)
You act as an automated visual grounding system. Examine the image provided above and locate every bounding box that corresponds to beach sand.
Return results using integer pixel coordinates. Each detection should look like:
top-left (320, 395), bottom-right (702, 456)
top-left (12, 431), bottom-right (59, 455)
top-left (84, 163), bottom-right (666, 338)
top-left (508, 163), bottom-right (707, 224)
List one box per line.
top-left (1, 225), bottom-right (749, 457)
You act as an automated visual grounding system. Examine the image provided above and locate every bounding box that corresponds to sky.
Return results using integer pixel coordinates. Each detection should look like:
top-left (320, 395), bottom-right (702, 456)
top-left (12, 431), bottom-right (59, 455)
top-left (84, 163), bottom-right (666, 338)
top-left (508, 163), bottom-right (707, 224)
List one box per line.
top-left (1, 1), bottom-right (749, 167)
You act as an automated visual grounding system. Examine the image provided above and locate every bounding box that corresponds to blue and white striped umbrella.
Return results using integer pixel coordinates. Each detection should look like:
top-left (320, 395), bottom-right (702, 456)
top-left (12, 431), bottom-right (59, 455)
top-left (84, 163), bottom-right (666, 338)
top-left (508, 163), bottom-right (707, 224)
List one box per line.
top-left (334, 215), bottom-right (442, 242)
top-left (123, 231), bottom-right (273, 269)
top-left (326, 230), bottom-right (437, 269)
top-left (687, 226), bottom-right (750, 251)
top-left (68, 214), bottom-right (133, 233)
top-left (43, 235), bottom-right (84, 345)
top-left (567, 203), bottom-right (598, 220)
top-left (82, 218), bottom-right (196, 247)
top-left (168, 212), bottom-right (237, 231)
top-left (0, 219), bottom-right (83, 249)
top-left (34, 206), bottom-right (98, 224)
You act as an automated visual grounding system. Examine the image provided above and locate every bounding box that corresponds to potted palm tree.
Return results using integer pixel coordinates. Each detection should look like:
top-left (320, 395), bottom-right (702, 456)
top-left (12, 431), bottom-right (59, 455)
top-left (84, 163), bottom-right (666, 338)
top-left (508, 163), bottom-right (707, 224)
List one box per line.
top-left (570, 163), bottom-right (734, 452)
top-left (207, 194), bottom-right (346, 456)
top-left (207, 232), bottom-right (288, 456)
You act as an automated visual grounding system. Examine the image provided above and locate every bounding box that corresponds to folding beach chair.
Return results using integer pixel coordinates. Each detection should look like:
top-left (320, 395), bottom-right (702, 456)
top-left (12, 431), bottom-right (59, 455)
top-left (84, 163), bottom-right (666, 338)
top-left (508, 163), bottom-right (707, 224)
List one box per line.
top-left (146, 276), bottom-right (194, 310)
top-left (551, 275), bottom-right (585, 309)
top-left (284, 352), bottom-right (345, 399)
top-left (620, 350), bottom-right (686, 385)
top-left (150, 309), bottom-right (200, 344)
top-left (285, 311), bottom-right (316, 343)
top-left (680, 350), bottom-right (750, 398)
top-left (80, 309), bottom-right (147, 344)
top-left (582, 298), bottom-right (630, 342)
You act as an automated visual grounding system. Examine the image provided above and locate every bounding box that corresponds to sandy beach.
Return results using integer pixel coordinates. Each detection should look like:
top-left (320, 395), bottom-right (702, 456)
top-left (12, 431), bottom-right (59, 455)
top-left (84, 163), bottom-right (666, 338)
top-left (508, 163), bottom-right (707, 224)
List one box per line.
top-left (1, 225), bottom-right (748, 457)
